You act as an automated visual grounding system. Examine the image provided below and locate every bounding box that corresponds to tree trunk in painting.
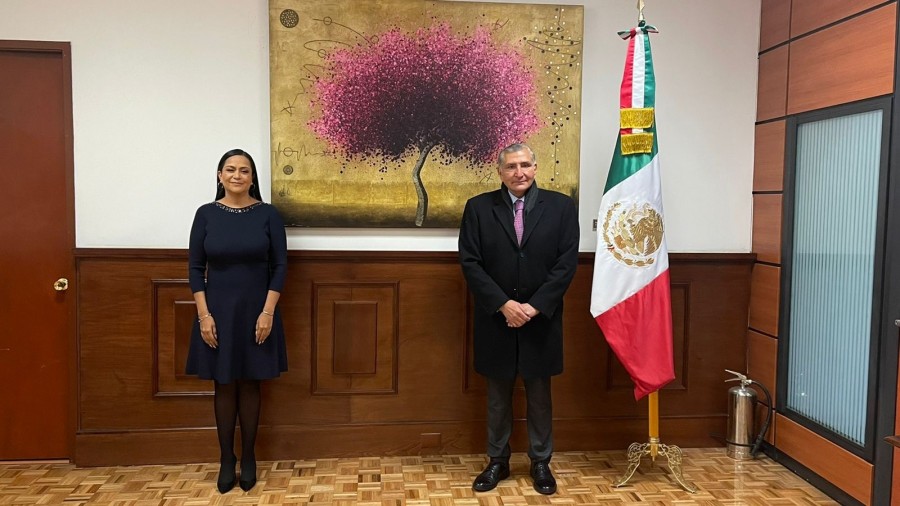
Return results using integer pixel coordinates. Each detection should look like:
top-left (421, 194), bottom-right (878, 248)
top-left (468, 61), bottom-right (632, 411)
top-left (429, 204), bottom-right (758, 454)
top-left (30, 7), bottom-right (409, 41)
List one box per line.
top-left (412, 142), bottom-right (436, 226)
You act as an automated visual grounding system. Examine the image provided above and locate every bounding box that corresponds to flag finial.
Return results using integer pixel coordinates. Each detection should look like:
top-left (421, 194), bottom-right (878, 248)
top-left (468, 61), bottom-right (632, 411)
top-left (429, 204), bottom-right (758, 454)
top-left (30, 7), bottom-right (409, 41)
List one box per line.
top-left (637, 0), bottom-right (645, 22)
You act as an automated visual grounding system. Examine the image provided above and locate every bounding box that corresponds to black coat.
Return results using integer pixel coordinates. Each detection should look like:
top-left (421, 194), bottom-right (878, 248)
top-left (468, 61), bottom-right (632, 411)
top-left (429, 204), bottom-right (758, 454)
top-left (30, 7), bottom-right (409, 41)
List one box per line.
top-left (458, 184), bottom-right (579, 379)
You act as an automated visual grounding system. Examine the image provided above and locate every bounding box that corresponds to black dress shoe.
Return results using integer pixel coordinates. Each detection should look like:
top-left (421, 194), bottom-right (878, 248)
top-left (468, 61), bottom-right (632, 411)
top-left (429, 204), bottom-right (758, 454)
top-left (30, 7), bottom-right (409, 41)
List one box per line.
top-left (217, 455), bottom-right (237, 494)
top-left (530, 459), bottom-right (557, 495)
top-left (239, 458), bottom-right (257, 491)
top-left (472, 460), bottom-right (510, 492)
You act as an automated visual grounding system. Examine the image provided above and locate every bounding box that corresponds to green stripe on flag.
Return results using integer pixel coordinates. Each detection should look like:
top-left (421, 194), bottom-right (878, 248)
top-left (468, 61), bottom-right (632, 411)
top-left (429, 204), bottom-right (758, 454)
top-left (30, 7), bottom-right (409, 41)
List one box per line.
top-left (642, 34), bottom-right (656, 109)
top-left (604, 131), bottom-right (658, 193)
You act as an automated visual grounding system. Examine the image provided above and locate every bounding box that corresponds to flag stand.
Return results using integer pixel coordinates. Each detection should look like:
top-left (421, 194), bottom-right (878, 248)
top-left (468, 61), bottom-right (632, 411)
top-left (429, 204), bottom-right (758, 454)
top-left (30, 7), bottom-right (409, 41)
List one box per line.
top-left (612, 391), bottom-right (697, 492)
top-left (613, 391), bottom-right (697, 494)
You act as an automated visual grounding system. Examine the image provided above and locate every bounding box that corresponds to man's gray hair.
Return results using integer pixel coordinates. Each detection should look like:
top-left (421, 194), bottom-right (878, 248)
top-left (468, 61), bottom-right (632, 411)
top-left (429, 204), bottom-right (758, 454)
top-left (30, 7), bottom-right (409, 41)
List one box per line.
top-left (497, 143), bottom-right (536, 167)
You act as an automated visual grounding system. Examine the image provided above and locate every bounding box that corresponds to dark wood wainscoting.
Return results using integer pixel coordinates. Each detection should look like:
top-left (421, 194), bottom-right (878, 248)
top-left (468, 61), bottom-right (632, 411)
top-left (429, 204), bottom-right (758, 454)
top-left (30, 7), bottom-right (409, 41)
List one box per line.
top-left (74, 250), bottom-right (753, 466)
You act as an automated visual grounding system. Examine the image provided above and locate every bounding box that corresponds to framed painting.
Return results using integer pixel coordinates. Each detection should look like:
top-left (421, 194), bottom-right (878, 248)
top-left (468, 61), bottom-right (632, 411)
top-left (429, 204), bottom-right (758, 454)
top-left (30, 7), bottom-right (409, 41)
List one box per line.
top-left (270, 0), bottom-right (583, 227)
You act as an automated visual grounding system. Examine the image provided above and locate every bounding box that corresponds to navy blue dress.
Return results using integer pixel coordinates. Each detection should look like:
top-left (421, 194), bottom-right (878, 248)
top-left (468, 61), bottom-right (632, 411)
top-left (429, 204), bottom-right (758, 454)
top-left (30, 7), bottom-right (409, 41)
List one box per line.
top-left (185, 201), bottom-right (288, 383)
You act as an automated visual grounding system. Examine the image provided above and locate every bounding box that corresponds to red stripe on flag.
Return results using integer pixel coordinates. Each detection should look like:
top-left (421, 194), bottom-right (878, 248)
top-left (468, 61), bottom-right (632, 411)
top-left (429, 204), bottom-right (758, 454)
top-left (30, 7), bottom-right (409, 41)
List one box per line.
top-left (595, 270), bottom-right (675, 400)
top-left (620, 34), bottom-right (635, 113)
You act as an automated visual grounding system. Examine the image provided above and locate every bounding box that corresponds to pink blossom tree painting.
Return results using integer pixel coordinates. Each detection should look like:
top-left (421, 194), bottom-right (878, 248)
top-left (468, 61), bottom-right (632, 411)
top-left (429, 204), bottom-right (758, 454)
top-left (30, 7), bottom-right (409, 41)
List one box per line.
top-left (309, 24), bottom-right (541, 226)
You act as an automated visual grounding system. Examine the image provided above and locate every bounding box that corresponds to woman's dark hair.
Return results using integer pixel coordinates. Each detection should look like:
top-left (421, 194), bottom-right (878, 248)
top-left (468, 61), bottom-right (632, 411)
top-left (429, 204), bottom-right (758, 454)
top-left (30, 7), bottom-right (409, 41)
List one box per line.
top-left (215, 148), bottom-right (263, 202)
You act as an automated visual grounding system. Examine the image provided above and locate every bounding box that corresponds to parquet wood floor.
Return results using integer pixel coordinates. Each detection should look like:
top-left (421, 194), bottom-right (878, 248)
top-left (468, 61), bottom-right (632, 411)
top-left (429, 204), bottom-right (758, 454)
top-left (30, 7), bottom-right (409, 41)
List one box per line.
top-left (0, 448), bottom-right (837, 505)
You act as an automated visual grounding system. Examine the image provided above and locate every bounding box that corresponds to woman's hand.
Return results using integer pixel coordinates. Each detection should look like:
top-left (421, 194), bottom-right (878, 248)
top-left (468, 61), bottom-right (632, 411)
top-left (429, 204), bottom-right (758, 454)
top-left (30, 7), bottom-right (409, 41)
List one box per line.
top-left (200, 315), bottom-right (218, 348)
top-left (256, 311), bottom-right (273, 344)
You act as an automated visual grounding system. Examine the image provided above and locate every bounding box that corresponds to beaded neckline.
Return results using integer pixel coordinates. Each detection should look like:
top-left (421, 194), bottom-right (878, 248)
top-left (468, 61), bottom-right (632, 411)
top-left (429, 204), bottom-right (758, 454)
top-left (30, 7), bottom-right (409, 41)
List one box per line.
top-left (215, 201), bottom-right (263, 213)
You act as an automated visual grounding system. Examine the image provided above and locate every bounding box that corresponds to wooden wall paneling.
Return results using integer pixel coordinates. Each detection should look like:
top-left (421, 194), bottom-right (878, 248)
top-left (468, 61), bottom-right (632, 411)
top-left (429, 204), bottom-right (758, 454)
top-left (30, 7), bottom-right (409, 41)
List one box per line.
top-left (776, 414), bottom-right (873, 504)
top-left (551, 413), bottom-right (729, 453)
top-left (787, 3), bottom-right (896, 115)
top-left (333, 302), bottom-right (378, 374)
top-left (749, 264), bottom-right (780, 336)
top-left (751, 194), bottom-right (783, 264)
top-left (791, 0), bottom-right (888, 38)
top-left (152, 279), bottom-right (210, 397)
top-left (545, 263), bottom-right (623, 413)
top-left (754, 120), bottom-right (786, 192)
top-left (463, 295), bottom-right (487, 394)
top-left (669, 283), bottom-right (688, 390)
top-left (75, 251), bottom-right (755, 465)
top-left (348, 264), bottom-right (475, 425)
top-left (312, 282), bottom-right (398, 394)
top-left (274, 261), bottom-right (351, 427)
top-left (760, 0), bottom-right (792, 51)
top-left (747, 329), bottom-right (778, 408)
top-left (74, 417), bottom-right (736, 467)
top-left (76, 429), bottom-right (220, 467)
top-left (757, 45), bottom-right (789, 122)
top-left (77, 258), bottom-right (215, 431)
top-left (666, 258), bottom-right (753, 411)
top-left (302, 262), bottom-right (471, 427)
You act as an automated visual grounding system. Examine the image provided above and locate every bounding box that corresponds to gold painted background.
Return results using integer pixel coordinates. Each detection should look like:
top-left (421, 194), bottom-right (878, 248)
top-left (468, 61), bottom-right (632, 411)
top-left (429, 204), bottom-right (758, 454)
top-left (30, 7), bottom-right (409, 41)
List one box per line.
top-left (269, 0), bottom-right (583, 227)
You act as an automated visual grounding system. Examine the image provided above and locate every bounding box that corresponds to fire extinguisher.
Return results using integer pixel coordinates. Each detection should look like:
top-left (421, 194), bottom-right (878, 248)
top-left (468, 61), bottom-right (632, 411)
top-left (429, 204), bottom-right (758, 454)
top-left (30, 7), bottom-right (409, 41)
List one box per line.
top-left (725, 369), bottom-right (773, 459)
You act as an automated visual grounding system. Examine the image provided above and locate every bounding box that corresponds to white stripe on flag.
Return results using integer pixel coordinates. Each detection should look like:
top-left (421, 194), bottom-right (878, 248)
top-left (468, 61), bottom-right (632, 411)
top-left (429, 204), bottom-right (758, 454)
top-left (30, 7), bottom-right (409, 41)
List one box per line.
top-left (631, 33), bottom-right (645, 110)
top-left (590, 154), bottom-right (668, 317)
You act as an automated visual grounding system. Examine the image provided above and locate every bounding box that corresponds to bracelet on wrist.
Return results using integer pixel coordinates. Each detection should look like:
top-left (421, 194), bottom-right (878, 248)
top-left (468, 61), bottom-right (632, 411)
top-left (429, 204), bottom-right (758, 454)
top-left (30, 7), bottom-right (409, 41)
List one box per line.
top-left (198, 313), bottom-right (212, 322)
top-left (261, 309), bottom-right (274, 316)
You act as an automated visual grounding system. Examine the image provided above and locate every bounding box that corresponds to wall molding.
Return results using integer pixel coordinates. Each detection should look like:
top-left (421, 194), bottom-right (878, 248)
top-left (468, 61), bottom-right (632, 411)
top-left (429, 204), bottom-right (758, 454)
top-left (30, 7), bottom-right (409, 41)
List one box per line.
top-left (74, 250), bottom-right (754, 466)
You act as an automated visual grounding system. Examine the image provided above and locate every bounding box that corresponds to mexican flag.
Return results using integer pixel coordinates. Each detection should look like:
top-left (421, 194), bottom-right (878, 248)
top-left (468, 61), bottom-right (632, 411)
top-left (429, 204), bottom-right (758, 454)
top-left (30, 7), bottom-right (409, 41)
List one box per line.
top-left (590, 20), bottom-right (675, 400)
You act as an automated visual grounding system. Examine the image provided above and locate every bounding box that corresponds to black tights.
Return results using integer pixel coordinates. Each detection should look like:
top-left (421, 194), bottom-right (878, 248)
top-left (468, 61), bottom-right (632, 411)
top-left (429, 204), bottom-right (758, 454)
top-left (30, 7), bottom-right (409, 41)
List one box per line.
top-left (214, 380), bottom-right (260, 476)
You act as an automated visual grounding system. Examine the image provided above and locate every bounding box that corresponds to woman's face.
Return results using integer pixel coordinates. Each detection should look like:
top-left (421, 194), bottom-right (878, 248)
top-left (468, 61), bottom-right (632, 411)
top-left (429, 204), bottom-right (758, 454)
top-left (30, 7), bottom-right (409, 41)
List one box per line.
top-left (218, 155), bottom-right (253, 196)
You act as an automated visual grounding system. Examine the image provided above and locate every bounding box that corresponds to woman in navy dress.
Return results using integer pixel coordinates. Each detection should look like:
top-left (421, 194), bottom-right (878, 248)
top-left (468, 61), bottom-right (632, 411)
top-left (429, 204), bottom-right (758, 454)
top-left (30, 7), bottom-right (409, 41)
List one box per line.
top-left (186, 149), bottom-right (288, 493)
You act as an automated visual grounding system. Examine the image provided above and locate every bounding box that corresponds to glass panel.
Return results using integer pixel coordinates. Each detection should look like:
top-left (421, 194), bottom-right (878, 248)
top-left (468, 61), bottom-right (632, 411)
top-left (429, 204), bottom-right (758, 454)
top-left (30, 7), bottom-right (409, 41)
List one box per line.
top-left (786, 110), bottom-right (882, 446)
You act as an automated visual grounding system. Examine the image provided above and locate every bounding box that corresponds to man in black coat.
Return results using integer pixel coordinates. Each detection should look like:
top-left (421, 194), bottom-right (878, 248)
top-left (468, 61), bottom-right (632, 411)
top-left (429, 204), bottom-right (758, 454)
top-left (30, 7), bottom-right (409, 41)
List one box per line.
top-left (458, 143), bottom-right (579, 495)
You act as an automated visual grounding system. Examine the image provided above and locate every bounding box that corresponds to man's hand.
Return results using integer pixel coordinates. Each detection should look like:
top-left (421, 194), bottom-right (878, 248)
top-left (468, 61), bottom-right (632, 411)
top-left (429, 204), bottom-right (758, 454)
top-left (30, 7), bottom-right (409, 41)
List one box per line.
top-left (521, 303), bottom-right (540, 319)
top-left (500, 300), bottom-right (532, 328)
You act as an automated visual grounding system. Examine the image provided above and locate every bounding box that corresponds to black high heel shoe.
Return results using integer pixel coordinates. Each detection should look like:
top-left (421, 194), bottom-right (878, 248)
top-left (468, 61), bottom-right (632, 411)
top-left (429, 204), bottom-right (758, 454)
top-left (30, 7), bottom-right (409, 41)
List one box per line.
top-left (217, 454), bottom-right (237, 493)
top-left (239, 458), bottom-right (257, 491)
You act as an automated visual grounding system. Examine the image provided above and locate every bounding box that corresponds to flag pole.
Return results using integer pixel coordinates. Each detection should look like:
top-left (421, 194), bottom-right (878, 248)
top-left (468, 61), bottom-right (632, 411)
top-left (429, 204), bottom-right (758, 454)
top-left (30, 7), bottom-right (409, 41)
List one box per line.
top-left (598, 0), bottom-right (695, 493)
top-left (649, 390), bottom-right (659, 460)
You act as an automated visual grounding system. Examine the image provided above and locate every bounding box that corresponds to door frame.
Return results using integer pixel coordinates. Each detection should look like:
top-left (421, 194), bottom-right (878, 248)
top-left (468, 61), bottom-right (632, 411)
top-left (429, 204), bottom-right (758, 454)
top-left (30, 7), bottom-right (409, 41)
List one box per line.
top-left (778, 97), bottom-right (892, 462)
top-left (0, 39), bottom-right (77, 460)
top-left (777, 93), bottom-right (899, 504)
top-left (879, 12), bottom-right (900, 500)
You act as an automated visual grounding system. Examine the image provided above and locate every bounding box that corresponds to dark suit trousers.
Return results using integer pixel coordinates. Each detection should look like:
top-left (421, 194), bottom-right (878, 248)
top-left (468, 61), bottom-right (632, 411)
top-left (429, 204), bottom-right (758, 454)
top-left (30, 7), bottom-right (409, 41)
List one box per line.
top-left (485, 376), bottom-right (553, 462)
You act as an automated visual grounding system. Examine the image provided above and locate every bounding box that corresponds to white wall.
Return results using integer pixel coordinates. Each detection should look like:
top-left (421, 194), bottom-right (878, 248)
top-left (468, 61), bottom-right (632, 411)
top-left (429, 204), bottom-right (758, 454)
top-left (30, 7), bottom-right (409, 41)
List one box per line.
top-left (1, 0), bottom-right (759, 251)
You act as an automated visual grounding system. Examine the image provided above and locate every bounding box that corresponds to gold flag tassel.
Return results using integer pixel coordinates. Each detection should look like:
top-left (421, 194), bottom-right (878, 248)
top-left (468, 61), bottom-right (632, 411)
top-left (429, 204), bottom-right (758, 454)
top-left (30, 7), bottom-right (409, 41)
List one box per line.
top-left (620, 133), bottom-right (654, 155)
top-left (620, 107), bottom-right (655, 155)
top-left (620, 107), bottom-right (655, 129)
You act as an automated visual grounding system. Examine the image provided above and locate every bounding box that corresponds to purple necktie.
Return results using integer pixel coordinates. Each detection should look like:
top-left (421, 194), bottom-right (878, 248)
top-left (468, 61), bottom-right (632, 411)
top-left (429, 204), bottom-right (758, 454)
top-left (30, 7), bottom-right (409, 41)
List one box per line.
top-left (514, 199), bottom-right (524, 245)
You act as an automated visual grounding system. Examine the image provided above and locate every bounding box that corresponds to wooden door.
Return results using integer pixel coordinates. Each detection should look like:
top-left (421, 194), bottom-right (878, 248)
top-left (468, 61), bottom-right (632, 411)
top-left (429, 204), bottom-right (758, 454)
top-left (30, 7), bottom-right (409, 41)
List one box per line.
top-left (0, 41), bottom-right (75, 460)
top-left (893, 351), bottom-right (900, 505)
top-left (893, 332), bottom-right (900, 505)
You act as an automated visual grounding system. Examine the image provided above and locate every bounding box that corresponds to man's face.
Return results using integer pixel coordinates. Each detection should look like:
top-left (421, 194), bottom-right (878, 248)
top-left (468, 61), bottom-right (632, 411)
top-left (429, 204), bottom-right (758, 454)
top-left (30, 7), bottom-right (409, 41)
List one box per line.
top-left (498, 150), bottom-right (537, 198)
